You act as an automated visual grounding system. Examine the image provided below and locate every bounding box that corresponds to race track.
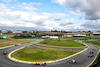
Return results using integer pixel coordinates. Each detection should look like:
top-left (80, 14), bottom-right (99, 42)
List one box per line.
top-left (0, 40), bottom-right (99, 67)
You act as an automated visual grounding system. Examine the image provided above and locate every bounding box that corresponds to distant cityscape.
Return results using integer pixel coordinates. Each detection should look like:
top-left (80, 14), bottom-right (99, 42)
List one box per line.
top-left (0, 29), bottom-right (100, 39)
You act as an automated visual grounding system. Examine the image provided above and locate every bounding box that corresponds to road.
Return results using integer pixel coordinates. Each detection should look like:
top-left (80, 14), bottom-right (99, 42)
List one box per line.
top-left (0, 40), bottom-right (99, 67)
top-left (33, 43), bottom-right (87, 49)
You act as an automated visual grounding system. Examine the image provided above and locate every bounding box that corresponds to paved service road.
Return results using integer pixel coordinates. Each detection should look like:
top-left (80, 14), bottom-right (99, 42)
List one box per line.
top-left (33, 43), bottom-right (87, 49)
top-left (0, 40), bottom-right (99, 67)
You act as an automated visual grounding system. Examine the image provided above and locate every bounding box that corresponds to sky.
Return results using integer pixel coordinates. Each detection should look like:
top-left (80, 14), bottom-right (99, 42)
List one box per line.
top-left (0, 0), bottom-right (100, 31)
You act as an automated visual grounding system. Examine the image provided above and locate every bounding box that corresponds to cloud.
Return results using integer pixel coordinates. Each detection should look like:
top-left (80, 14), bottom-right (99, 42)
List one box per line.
top-left (0, 3), bottom-right (10, 12)
top-left (0, 10), bottom-right (66, 26)
top-left (0, 3), bottom-right (68, 31)
top-left (54, 19), bottom-right (61, 21)
top-left (0, 6), bottom-right (66, 25)
top-left (41, 12), bottom-right (66, 20)
top-left (79, 16), bottom-right (83, 19)
top-left (81, 20), bottom-right (100, 31)
top-left (0, 21), bottom-right (37, 27)
top-left (20, 3), bottom-right (37, 11)
top-left (1, 0), bottom-right (12, 2)
top-left (10, 6), bottom-right (15, 8)
top-left (0, 26), bottom-right (38, 31)
top-left (37, 3), bottom-right (41, 5)
top-left (52, 0), bottom-right (100, 20)
top-left (20, 2), bottom-right (42, 11)
top-left (59, 19), bottom-right (73, 26)
top-left (28, 2), bottom-right (42, 6)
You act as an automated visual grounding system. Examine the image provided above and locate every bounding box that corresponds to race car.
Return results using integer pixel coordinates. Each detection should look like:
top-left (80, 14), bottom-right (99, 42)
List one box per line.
top-left (89, 51), bottom-right (94, 54)
top-left (92, 49), bottom-right (95, 51)
top-left (88, 55), bottom-right (94, 57)
top-left (3, 52), bottom-right (7, 55)
top-left (33, 63), bottom-right (46, 65)
top-left (66, 59), bottom-right (76, 64)
top-left (15, 44), bottom-right (18, 46)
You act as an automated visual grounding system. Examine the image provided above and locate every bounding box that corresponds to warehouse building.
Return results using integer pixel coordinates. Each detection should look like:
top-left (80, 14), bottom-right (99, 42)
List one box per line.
top-left (93, 32), bottom-right (100, 36)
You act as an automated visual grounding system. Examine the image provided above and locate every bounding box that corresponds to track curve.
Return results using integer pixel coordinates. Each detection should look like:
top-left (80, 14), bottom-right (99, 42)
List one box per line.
top-left (0, 40), bottom-right (99, 67)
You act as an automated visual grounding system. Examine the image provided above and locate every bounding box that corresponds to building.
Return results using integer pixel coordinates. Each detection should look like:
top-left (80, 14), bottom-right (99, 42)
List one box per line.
top-left (29, 31), bottom-right (33, 33)
top-left (93, 32), bottom-right (100, 36)
top-left (66, 35), bottom-right (73, 37)
top-left (67, 32), bottom-right (86, 35)
top-left (1, 30), bottom-right (8, 34)
top-left (12, 30), bottom-right (22, 34)
top-left (73, 34), bottom-right (86, 37)
top-left (0, 33), bottom-right (2, 35)
top-left (38, 31), bottom-right (61, 35)
top-left (42, 36), bottom-right (58, 39)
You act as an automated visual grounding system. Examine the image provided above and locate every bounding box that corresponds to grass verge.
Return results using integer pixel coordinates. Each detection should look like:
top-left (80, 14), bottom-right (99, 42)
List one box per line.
top-left (87, 40), bottom-right (100, 46)
top-left (32, 45), bottom-right (83, 52)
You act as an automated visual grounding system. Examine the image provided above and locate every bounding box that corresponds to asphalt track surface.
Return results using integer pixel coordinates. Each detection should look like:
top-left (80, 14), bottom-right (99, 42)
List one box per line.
top-left (33, 43), bottom-right (86, 49)
top-left (0, 40), bottom-right (100, 67)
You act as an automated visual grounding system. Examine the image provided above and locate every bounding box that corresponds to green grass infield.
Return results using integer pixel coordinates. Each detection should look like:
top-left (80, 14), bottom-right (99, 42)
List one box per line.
top-left (87, 40), bottom-right (100, 46)
top-left (11, 46), bottom-right (83, 62)
top-left (38, 39), bottom-right (85, 47)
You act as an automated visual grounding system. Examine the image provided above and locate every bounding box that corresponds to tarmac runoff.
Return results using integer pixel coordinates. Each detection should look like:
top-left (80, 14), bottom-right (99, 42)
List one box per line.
top-left (0, 45), bottom-right (14, 50)
top-left (0, 43), bottom-right (24, 50)
top-left (8, 40), bottom-right (89, 64)
top-left (86, 45), bottom-right (100, 67)
top-left (0, 39), bottom-right (43, 50)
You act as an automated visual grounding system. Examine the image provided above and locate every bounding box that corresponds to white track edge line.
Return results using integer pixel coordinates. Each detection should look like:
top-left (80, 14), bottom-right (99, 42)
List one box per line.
top-left (86, 47), bottom-right (100, 67)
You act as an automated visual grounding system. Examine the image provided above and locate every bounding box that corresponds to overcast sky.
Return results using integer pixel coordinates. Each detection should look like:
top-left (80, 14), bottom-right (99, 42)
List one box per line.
top-left (0, 0), bottom-right (100, 31)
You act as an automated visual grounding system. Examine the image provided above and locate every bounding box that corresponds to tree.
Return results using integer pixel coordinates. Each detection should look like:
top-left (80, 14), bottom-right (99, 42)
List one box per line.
top-left (88, 31), bottom-right (91, 36)
top-left (51, 30), bottom-right (53, 32)
top-left (88, 31), bottom-right (91, 32)
top-left (0, 30), bottom-right (2, 33)
top-left (54, 30), bottom-right (57, 32)
top-left (7, 30), bottom-right (12, 33)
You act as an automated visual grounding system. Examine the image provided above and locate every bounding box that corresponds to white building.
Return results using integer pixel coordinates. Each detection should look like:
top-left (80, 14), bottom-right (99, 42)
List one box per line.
top-left (93, 32), bottom-right (100, 35)
top-left (1, 30), bottom-right (8, 33)
top-left (42, 36), bottom-right (58, 39)
top-left (12, 30), bottom-right (22, 34)
top-left (32, 35), bottom-right (35, 37)
top-left (30, 31), bottom-right (33, 33)
top-left (73, 34), bottom-right (86, 37)
top-left (0, 33), bottom-right (2, 35)
top-left (67, 35), bottom-right (73, 37)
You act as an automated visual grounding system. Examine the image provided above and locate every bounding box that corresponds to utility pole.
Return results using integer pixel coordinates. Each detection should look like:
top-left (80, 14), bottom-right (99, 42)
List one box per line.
top-left (61, 30), bottom-right (63, 39)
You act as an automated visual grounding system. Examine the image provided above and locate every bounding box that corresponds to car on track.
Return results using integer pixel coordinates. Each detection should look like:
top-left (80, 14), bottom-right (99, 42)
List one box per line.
top-left (3, 52), bottom-right (7, 55)
top-left (92, 49), bottom-right (95, 51)
top-left (33, 63), bottom-right (46, 65)
top-left (15, 44), bottom-right (18, 46)
top-left (88, 55), bottom-right (94, 57)
top-left (89, 51), bottom-right (94, 54)
top-left (66, 59), bottom-right (76, 64)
